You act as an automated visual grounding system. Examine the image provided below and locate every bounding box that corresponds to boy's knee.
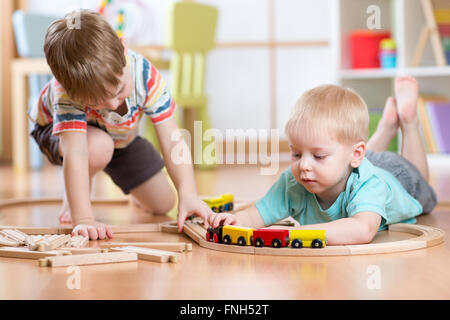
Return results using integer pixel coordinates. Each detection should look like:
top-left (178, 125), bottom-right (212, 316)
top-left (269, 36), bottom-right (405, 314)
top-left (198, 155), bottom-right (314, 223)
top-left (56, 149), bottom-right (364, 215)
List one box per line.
top-left (87, 127), bottom-right (114, 171)
top-left (153, 188), bottom-right (176, 215)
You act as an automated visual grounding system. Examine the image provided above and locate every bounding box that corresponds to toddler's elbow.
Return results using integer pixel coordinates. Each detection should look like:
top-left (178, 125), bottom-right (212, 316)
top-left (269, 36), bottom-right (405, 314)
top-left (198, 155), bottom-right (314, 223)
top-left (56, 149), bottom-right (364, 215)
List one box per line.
top-left (357, 223), bottom-right (378, 244)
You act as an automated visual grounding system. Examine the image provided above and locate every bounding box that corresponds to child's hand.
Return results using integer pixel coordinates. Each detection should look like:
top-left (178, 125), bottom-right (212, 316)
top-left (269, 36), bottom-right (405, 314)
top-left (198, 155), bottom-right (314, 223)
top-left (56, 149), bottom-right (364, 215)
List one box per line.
top-left (177, 194), bottom-right (214, 232)
top-left (72, 219), bottom-right (114, 240)
top-left (208, 212), bottom-right (238, 229)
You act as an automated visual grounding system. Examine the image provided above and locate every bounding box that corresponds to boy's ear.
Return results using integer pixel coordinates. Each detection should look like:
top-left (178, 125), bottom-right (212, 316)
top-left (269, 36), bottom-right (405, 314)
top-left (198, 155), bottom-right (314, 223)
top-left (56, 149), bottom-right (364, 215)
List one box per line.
top-left (350, 141), bottom-right (366, 168)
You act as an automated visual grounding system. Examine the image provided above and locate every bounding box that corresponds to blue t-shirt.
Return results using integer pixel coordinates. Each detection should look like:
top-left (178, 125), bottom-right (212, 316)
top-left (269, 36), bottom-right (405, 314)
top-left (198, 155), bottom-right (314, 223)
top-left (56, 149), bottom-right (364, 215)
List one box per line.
top-left (254, 157), bottom-right (423, 231)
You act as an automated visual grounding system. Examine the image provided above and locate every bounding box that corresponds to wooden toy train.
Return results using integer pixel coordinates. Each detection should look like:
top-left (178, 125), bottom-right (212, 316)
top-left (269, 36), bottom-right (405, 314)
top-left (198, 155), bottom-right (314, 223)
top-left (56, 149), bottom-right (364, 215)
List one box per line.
top-left (202, 193), bottom-right (234, 213)
top-left (206, 225), bottom-right (326, 249)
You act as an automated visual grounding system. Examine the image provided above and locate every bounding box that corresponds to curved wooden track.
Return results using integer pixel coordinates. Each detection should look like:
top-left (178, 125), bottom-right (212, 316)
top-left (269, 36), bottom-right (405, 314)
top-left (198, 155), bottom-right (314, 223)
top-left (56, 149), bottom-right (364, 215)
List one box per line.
top-left (0, 197), bottom-right (129, 210)
top-left (180, 220), bottom-right (445, 256)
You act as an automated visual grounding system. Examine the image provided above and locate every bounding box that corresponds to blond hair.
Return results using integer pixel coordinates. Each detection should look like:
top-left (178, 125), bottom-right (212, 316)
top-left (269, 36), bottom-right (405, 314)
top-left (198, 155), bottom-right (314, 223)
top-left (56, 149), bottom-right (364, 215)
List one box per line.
top-left (285, 85), bottom-right (369, 145)
top-left (44, 9), bottom-right (126, 104)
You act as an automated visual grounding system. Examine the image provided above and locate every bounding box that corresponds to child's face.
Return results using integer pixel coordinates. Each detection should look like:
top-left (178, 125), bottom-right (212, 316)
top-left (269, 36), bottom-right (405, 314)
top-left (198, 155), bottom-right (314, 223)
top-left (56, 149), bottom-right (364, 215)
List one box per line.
top-left (87, 65), bottom-right (133, 111)
top-left (288, 128), bottom-right (359, 205)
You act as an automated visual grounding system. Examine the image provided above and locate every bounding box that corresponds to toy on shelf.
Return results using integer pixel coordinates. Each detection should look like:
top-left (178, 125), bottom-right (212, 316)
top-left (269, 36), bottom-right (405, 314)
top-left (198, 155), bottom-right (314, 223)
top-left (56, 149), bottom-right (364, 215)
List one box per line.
top-left (116, 9), bottom-right (125, 39)
top-left (379, 38), bottom-right (397, 68)
top-left (206, 225), bottom-right (326, 249)
top-left (350, 30), bottom-right (391, 68)
top-left (203, 193), bottom-right (234, 213)
top-left (98, 0), bottom-right (112, 15)
top-left (97, 0), bottom-right (155, 44)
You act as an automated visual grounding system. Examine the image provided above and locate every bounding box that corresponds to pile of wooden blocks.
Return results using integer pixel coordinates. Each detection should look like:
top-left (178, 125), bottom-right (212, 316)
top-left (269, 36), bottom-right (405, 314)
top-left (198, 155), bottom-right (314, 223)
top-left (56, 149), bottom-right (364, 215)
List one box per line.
top-left (0, 228), bottom-right (193, 268)
top-left (0, 228), bottom-right (92, 260)
top-left (0, 228), bottom-right (88, 250)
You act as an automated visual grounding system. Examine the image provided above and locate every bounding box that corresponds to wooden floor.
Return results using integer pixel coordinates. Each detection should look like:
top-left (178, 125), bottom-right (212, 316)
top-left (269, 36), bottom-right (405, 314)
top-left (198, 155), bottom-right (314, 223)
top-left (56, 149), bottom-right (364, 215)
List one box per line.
top-left (1, 158), bottom-right (450, 299)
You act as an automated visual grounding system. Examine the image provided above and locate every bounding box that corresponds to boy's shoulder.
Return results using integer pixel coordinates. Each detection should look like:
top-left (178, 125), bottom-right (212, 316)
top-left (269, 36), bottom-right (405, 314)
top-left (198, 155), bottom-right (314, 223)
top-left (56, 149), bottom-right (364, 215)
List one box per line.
top-left (126, 48), bottom-right (153, 74)
top-left (345, 157), bottom-right (391, 202)
top-left (349, 157), bottom-right (386, 187)
top-left (43, 78), bottom-right (84, 110)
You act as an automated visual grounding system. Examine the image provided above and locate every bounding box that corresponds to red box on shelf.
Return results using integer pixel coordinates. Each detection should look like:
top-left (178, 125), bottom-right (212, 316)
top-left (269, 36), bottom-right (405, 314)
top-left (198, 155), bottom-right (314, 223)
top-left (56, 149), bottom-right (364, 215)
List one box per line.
top-left (350, 30), bottom-right (391, 68)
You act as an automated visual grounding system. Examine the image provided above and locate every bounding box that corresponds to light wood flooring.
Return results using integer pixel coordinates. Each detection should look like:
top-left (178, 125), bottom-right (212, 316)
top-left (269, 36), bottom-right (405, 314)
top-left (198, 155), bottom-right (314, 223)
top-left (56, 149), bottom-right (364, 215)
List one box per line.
top-left (0, 158), bottom-right (449, 299)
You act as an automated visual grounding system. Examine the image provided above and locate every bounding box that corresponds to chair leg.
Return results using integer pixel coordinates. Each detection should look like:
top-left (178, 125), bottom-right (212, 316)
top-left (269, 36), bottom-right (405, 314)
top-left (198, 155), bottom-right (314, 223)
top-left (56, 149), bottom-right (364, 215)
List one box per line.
top-left (183, 106), bottom-right (216, 169)
top-left (197, 104), bottom-right (216, 168)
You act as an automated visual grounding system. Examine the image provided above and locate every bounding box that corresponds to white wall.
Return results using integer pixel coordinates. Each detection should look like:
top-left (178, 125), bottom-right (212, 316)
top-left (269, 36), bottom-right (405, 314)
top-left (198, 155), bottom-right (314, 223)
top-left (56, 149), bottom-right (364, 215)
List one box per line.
top-left (26, 0), bottom-right (334, 136)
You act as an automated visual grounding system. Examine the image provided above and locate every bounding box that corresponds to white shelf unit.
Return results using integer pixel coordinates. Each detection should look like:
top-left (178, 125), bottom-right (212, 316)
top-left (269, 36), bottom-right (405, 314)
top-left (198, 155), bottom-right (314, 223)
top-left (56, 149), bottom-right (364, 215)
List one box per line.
top-left (331, 0), bottom-right (450, 159)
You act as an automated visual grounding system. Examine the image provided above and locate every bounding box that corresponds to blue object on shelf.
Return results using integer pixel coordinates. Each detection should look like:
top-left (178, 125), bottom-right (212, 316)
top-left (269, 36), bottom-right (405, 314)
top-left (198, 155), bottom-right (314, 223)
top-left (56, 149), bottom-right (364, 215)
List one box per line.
top-left (446, 51), bottom-right (450, 65)
top-left (380, 52), bottom-right (397, 69)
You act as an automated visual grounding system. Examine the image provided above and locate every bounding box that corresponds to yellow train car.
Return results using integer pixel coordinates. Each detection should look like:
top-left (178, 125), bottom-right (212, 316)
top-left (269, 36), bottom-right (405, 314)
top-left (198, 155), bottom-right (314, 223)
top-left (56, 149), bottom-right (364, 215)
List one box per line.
top-left (222, 225), bottom-right (253, 246)
top-left (289, 230), bottom-right (326, 248)
top-left (203, 193), bottom-right (234, 212)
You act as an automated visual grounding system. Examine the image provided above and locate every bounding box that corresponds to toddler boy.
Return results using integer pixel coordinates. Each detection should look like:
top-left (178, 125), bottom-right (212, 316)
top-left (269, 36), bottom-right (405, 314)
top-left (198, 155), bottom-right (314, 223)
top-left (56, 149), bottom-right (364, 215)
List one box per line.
top-left (208, 77), bottom-right (437, 245)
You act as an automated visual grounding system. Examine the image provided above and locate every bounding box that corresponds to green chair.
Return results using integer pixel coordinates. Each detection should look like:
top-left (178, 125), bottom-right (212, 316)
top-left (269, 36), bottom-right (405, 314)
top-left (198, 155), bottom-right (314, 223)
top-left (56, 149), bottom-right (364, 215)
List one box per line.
top-left (146, 1), bottom-right (218, 168)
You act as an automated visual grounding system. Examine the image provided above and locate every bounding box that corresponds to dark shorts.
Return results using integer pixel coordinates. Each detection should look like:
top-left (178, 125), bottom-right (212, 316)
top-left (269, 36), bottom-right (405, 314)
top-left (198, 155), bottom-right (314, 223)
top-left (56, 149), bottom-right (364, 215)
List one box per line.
top-left (365, 150), bottom-right (437, 213)
top-left (31, 123), bottom-right (165, 194)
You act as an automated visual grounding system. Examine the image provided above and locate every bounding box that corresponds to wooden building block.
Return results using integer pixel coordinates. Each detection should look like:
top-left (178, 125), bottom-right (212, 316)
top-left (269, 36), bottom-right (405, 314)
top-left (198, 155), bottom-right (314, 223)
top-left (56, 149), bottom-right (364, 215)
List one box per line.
top-left (110, 246), bottom-right (180, 263)
top-left (39, 251), bottom-right (138, 267)
top-left (69, 235), bottom-right (89, 248)
top-left (160, 221), bottom-right (181, 234)
top-left (0, 247), bottom-right (71, 260)
top-left (100, 242), bottom-right (188, 252)
top-left (0, 229), bottom-right (28, 244)
top-left (0, 236), bottom-right (20, 247)
top-left (37, 234), bottom-right (71, 251)
top-left (59, 247), bottom-right (104, 255)
top-left (28, 234), bottom-right (52, 251)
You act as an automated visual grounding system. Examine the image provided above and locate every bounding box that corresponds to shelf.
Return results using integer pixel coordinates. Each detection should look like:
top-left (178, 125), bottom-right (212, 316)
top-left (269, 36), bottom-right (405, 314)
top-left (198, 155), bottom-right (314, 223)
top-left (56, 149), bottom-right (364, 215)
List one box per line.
top-left (427, 153), bottom-right (450, 168)
top-left (338, 66), bottom-right (450, 80)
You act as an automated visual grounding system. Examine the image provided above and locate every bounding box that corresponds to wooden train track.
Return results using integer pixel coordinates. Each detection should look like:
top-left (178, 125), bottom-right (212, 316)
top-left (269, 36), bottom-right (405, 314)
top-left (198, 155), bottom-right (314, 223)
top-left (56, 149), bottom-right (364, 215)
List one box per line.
top-left (180, 220), bottom-right (445, 256)
top-left (0, 197), bottom-right (130, 210)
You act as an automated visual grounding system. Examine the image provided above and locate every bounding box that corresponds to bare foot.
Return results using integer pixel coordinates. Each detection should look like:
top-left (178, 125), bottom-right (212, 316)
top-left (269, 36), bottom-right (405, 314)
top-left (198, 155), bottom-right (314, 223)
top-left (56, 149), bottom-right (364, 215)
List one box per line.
top-left (380, 96), bottom-right (399, 133)
top-left (58, 199), bottom-right (72, 224)
top-left (395, 76), bottom-right (419, 127)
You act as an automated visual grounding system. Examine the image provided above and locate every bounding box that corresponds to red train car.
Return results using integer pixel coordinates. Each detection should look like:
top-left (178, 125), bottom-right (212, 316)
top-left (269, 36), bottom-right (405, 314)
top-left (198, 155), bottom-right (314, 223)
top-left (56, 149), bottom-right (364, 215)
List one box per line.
top-left (253, 229), bottom-right (290, 248)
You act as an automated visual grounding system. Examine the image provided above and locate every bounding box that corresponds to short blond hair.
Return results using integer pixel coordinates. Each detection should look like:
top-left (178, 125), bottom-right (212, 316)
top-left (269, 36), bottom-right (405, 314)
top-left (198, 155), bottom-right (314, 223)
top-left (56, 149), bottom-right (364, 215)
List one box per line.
top-left (285, 85), bottom-right (369, 145)
top-left (44, 9), bottom-right (126, 104)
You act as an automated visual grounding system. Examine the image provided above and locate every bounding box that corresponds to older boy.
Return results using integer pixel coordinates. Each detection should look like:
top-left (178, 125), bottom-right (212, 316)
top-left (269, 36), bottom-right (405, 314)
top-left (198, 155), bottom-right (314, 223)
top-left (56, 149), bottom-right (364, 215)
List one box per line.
top-left (30, 10), bottom-right (212, 240)
top-left (208, 77), bottom-right (437, 245)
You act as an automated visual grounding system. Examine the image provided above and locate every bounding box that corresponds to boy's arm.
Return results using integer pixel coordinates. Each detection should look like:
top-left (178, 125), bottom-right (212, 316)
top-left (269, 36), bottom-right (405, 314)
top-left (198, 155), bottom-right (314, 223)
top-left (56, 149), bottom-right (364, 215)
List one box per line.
top-left (59, 131), bottom-right (113, 240)
top-left (296, 212), bottom-right (381, 245)
top-left (153, 117), bottom-right (214, 231)
top-left (208, 204), bottom-right (266, 229)
top-left (208, 207), bottom-right (381, 245)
